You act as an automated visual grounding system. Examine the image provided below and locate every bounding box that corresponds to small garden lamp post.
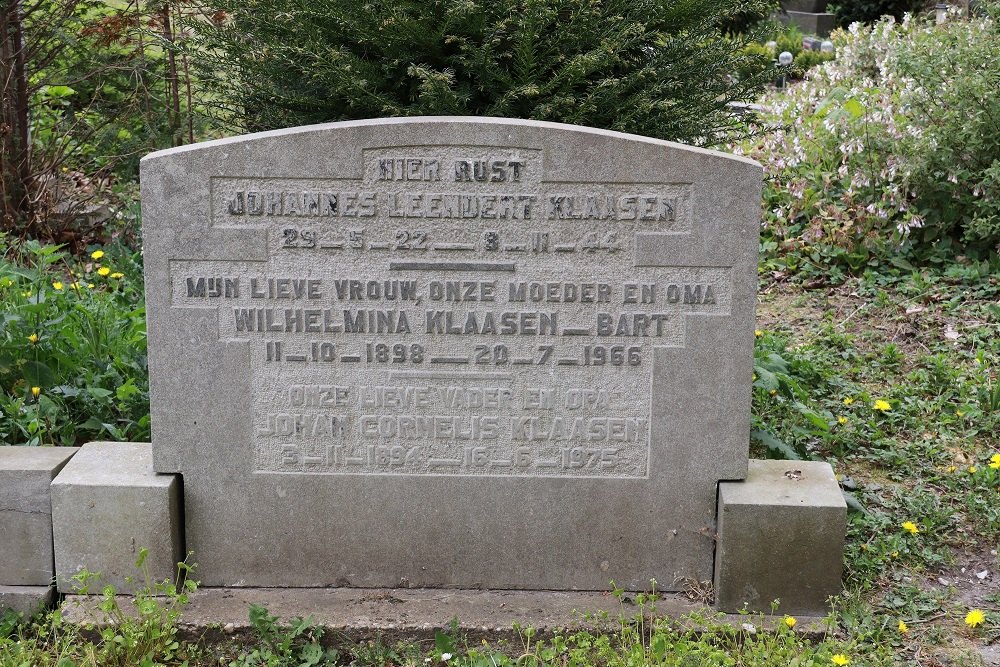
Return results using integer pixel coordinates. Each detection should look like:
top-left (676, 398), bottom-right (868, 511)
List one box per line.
top-left (777, 50), bottom-right (793, 89)
top-left (936, 3), bottom-right (950, 24)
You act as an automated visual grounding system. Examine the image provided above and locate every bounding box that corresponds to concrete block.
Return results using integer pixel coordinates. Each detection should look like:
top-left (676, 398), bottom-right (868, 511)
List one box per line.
top-left (0, 446), bottom-right (78, 585)
top-left (51, 442), bottom-right (183, 594)
top-left (0, 586), bottom-right (56, 618)
top-left (785, 11), bottom-right (837, 36)
top-left (0, 585), bottom-right (56, 617)
top-left (714, 459), bottom-right (846, 615)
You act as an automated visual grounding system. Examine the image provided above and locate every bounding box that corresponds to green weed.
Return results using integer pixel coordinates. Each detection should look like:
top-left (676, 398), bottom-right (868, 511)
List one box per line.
top-left (0, 237), bottom-right (149, 446)
top-left (226, 605), bottom-right (340, 667)
top-left (0, 549), bottom-right (198, 667)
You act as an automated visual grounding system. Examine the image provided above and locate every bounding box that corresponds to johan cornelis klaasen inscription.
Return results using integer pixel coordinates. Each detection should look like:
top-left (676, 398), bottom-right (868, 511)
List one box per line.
top-left (142, 118), bottom-right (761, 589)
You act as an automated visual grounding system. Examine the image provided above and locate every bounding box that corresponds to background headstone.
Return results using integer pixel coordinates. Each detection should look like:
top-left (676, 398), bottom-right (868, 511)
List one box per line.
top-left (141, 117), bottom-right (761, 589)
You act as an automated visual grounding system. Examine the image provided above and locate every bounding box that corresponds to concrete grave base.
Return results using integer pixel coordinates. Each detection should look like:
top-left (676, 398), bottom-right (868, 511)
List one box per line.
top-left (781, 0), bottom-right (830, 12)
top-left (61, 587), bottom-right (828, 645)
top-left (0, 585), bottom-right (56, 617)
top-left (50, 442), bottom-right (183, 595)
top-left (0, 446), bottom-right (78, 587)
top-left (714, 459), bottom-right (846, 615)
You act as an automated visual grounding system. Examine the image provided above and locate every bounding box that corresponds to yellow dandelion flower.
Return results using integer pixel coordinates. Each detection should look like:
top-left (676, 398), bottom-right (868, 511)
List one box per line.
top-left (969, 466), bottom-right (977, 474)
top-left (30, 386), bottom-right (40, 399)
top-left (898, 620), bottom-right (908, 633)
top-left (965, 609), bottom-right (985, 628)
top-left (87, 283), bottom-right (94, 288)
top-left (873, 399), bottom-right (891, 412)
top-left (97, 266), bottom-right (111, 277)
top-left (947, 465), bottom-right (957, 473)
top-left (901, 521), bottom-right (919, 535)
top-left (831, 655), bottom-right (850, 666)
top-left (754, 329), bottom-right (763, 337)
top-left (90, 249), bottom-right (104, 260)
top-left (891, 551), bottom-right (899, 558)
top-left (70, 281), bottom-right (81, 290)
top-left (110, 271), bottom-right (124, 279)
top-left (956, 410), bottom-right (964, 417)
top-left (784, 616), bottom-right (797, 629)
top-left (52, 281), bottom-right (63, 290)
top-left (989, 454), bottom-right (1000, 470)
top-left (843, 397), bottom-right (854, 405)
top-left (837, 416), bottom-right (848, 425)
top-left (27, 333), bottom-right (38, 344)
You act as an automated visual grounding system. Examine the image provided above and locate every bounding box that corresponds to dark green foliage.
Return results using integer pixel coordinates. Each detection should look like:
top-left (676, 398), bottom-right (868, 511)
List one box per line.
top-left (831, 0), bottom-right (925, 27)
top-left (194, 0), bottom-right (778, 146)
top-left (722, 0), bottom-right (781, 34)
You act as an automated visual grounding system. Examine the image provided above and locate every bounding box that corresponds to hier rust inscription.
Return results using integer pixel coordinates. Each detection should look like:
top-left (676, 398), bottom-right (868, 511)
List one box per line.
top-left (169, 146), bottom-right (730, 477)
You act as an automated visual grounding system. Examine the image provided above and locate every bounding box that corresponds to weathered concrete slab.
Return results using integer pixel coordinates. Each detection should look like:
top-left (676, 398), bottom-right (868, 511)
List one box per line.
top-left (0, 446), bottom-right (78, 586)
top-left (50, 442), bottom-right (183, 594)
top-left (0, 585), bottom-right (56, 617)
top-left (784, 11), bottom-right (837, 36)
top-left (780, 0), bottom-right (829, 13)
top-left (714, 459), bottom-right (846, 615)
top-left (141, 117), bottom-right (761, 590)
top-left (61, 587), bottom-right (827, 645)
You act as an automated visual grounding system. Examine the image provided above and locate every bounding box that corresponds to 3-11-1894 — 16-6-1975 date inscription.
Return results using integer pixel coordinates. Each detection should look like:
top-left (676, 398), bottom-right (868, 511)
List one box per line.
top-left (168, 147), bottom-right (732, 478)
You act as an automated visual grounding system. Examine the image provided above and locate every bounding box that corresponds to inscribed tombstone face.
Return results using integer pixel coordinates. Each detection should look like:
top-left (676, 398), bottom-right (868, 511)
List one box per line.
top-left (141, 117), bottom-right (761, 588)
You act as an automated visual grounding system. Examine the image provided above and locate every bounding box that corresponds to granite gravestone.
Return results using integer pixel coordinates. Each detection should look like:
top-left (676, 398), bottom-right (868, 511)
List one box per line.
top-left (141, 117), bottom-right (761, 589)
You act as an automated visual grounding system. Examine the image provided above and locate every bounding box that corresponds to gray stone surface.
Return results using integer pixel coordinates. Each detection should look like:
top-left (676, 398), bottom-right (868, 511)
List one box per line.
top-left (0, 585), bottom-right (55, 617)
top-left (0, 446), bottom-right (78, 586)
top-left (140, 117), bottom-right (761, 589)
top-left (714, 459), bottom-right (846, 615)
top-left (785, 10), bottom-right (837, 36)
top-left (50, 442), bottom-right (182, 594)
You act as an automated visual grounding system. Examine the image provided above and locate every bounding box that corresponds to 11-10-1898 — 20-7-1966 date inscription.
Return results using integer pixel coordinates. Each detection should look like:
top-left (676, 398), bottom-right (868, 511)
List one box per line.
top-left (168, 146), bottom-right (732, 478)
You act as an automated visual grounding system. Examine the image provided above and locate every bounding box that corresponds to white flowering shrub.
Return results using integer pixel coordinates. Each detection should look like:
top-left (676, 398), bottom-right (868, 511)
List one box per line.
top-left (734, 5), bottom-right (1000, 269)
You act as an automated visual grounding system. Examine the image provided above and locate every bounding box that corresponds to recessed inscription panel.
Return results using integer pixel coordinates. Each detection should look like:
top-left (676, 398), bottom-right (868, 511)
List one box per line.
top-left (168, 145), bottom-right (720, 478)
top-left (171, 259), bottom-right (728, 478)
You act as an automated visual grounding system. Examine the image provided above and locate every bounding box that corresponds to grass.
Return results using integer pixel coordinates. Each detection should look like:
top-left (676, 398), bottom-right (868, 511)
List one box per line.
top-left (753, 263), bottom-right (1000, 664)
